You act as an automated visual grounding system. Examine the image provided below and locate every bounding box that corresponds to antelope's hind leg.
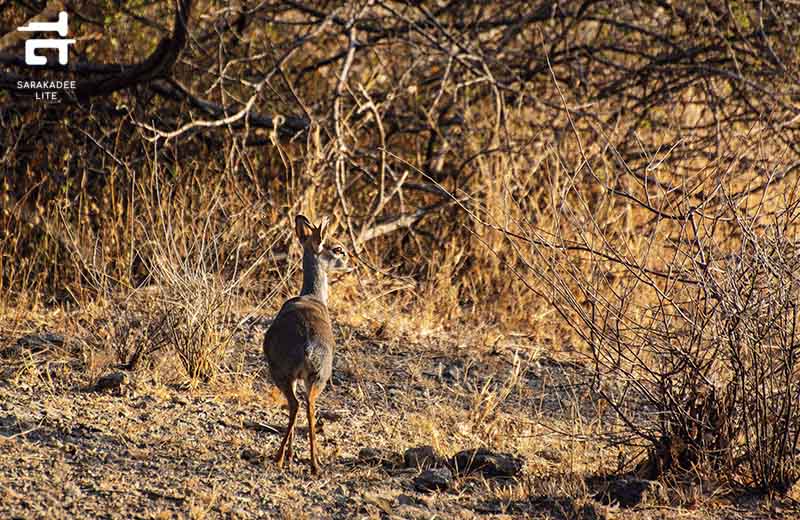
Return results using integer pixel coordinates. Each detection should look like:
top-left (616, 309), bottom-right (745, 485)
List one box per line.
top-left (274, 382), bottom-right (299, 468)
top-left (307, 383), bottom-right (323, 474)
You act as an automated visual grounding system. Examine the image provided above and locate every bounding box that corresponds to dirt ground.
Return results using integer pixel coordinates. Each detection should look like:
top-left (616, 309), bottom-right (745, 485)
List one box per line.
top-left (0, 308), bottom-right (797, 520)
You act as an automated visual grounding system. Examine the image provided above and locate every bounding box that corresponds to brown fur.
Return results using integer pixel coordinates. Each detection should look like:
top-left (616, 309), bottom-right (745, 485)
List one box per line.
top-left (263, 215), bottom-right (349, 474)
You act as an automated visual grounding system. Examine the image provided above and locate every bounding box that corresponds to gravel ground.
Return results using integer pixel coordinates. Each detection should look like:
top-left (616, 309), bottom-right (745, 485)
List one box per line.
top-left (0, 321), bottom-right (796, 519)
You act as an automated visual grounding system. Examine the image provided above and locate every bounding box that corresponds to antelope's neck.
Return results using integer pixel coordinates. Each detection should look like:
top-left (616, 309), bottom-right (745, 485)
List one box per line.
top-left (300, 247), bottom-right (328, 305)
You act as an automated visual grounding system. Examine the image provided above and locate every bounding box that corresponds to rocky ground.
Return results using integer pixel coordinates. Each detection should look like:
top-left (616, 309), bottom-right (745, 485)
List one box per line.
top-left (0, 312), bottom-right (797, 519)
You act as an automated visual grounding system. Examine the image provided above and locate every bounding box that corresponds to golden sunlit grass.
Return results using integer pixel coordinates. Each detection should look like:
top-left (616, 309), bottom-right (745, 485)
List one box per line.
top-left (2, 116), bottom-right (799, 516)
top-left (3, 1), bottom-right (800, 517)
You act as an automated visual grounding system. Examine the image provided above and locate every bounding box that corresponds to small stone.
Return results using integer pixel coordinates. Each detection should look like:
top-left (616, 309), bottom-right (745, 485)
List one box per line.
top-left (364, 494), bottom-right (393, 515)
top-left (18, 332), bottom-right (64, 350)
top-left (359, 447), bottom-right (401, 467)
top-left (91, 371), bottom-right (130, 395)
top-left (594, 477), bottom-right (659, 508)
top-left (531, 496), bottom-right (607, 520)
top-left (475, 501), bottom-right (503, 514)
top-left (449, 448), bottom-right (523, 478)
top-left (359, 447), bottom-right (381, 461)
top-left (413, 467), bottom-right (452, 492)
top-left (437, 362), bottom-right (462, 382)
top-left (535, 448), bottom-right (562, 463)
top-left (404, 446), bottom-right (440, 469)
top-left (63, 482), bottom-right (81, 500)
top-left (240, 448), bottom-right (264, 465)
top-left (396, 494), bottom-right (416, 506)
top-left (394, 505), bottom-right (433, 520)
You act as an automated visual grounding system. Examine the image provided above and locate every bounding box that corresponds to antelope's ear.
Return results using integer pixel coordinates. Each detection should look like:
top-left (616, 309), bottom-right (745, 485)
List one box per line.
top-left (295, 215), bottom-right (314, 244)
top-left (316, 216), bottom-right (330, 245)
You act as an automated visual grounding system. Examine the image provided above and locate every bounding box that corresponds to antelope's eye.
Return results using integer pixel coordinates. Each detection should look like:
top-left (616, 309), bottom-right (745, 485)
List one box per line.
top-left (332, 246), bottom-right (345, 256)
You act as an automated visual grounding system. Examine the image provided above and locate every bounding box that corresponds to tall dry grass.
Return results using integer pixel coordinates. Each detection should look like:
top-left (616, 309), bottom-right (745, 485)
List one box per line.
top-left (2, 0), bottom-right (800, 493)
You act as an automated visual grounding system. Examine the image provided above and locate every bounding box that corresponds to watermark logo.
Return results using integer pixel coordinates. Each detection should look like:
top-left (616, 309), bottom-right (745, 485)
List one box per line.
top-left (14, 10), bottom-right (77, 103)
top-left (17, 11), bottom-right (75, 66)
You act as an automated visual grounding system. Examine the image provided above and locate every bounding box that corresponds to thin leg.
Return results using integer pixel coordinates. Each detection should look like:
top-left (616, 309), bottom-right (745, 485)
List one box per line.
top-left (274, 387), bottom-right (299, 468)
top-left (307, 384), bottom-right (322, 474)
top-left (285, 425), bottom-right (295, 465)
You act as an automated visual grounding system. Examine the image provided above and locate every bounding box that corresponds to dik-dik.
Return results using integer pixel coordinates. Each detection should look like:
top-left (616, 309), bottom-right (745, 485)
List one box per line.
top-left (263, 215), bottom-right (350, 473)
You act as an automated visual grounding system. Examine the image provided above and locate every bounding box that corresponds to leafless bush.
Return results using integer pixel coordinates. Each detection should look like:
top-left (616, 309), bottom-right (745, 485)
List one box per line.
top-left (134, 184), bottom-right (266, 383)
top-left (65, 167), bottom-right (272, 382)
top-left (80, 300), bottom-right (170, 371)
top-left (2, 0), bottom-right (800, 493)
top-left (712, 223), bottom-right (800, 491)
top-left (158, 276), bottom-right (230, 383)
top-left (3, 1), bottom-right (799, 319)
top-left (483, 121), bottom-right (800, 492)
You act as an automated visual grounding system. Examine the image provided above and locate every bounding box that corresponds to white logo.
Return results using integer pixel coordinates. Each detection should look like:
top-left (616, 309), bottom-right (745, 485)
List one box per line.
top-left (17, 11), bottom-right (75, 66)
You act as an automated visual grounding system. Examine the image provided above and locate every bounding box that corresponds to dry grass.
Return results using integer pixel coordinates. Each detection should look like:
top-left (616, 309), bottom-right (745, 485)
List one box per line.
top-left (3, 0), bottom-right (800, 517)
top-left (2, 296), bottom-right (797, 518)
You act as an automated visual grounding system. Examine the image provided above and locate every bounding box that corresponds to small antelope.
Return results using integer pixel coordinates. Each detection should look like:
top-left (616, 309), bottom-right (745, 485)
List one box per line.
top-left (263, 215), bottom-right (350, 473)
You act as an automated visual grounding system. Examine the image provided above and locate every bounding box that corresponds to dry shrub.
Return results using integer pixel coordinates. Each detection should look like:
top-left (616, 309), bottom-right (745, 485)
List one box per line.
top-left (83, 299), bottom-right (170, 371)
top-left (129, 173), bottom-right (271, 383)
top-left (482, 119), bottom-right (800, 492)
top-left (468, 351), bottom-right (525, 443)
top-left (2, 0), bottom-right (800, 495)
top-left (61, 164), bottom-right (281, 383)
top-left (154, 273), bottom-right (231, 383)
top-left (4, 1), bottom-right (799, 336)
top-left (617, 218), bottom-right (800, 493)
top-left (713, 226), bottom-right (800, 492)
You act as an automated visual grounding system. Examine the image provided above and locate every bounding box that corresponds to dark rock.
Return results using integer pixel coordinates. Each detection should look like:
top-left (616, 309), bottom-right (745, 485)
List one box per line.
top-left (240, 448), bottom-right (264, 465)
top-left (413, 467), bottom-right (452, 492)
top-left (449, 448), bottom-right (523, 478)
top-left (91, 371), bottom-right (131, 395)
top-left (530, 496), bottom-right (607, 520)
top-left (439, 361), bottom-right (463, 382)
top-left (594, 477), bottom-right (658, 508)
top-left (404, 446), bottom-right (440, 469)
top-left (358, 447), bottom-right (402, 468)
top-left (2, 332), bottom-right (65, 358)
top-left (396, 494), bottom-right (417, 506)
top-left (319, 410), bottom-right (342, 423)
top-left (18, 332), bottom-right (64, 349)
top-left (475, 501), bottom-right (504, 514)
top-left (359, 447), bottom-right (381, 460)
top-left (536, 448), bottom-right (562, 463)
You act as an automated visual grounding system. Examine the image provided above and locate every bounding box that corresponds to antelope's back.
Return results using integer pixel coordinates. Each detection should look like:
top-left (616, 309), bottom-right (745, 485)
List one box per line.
top-left (263, 296), bottom-right (334, 384)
